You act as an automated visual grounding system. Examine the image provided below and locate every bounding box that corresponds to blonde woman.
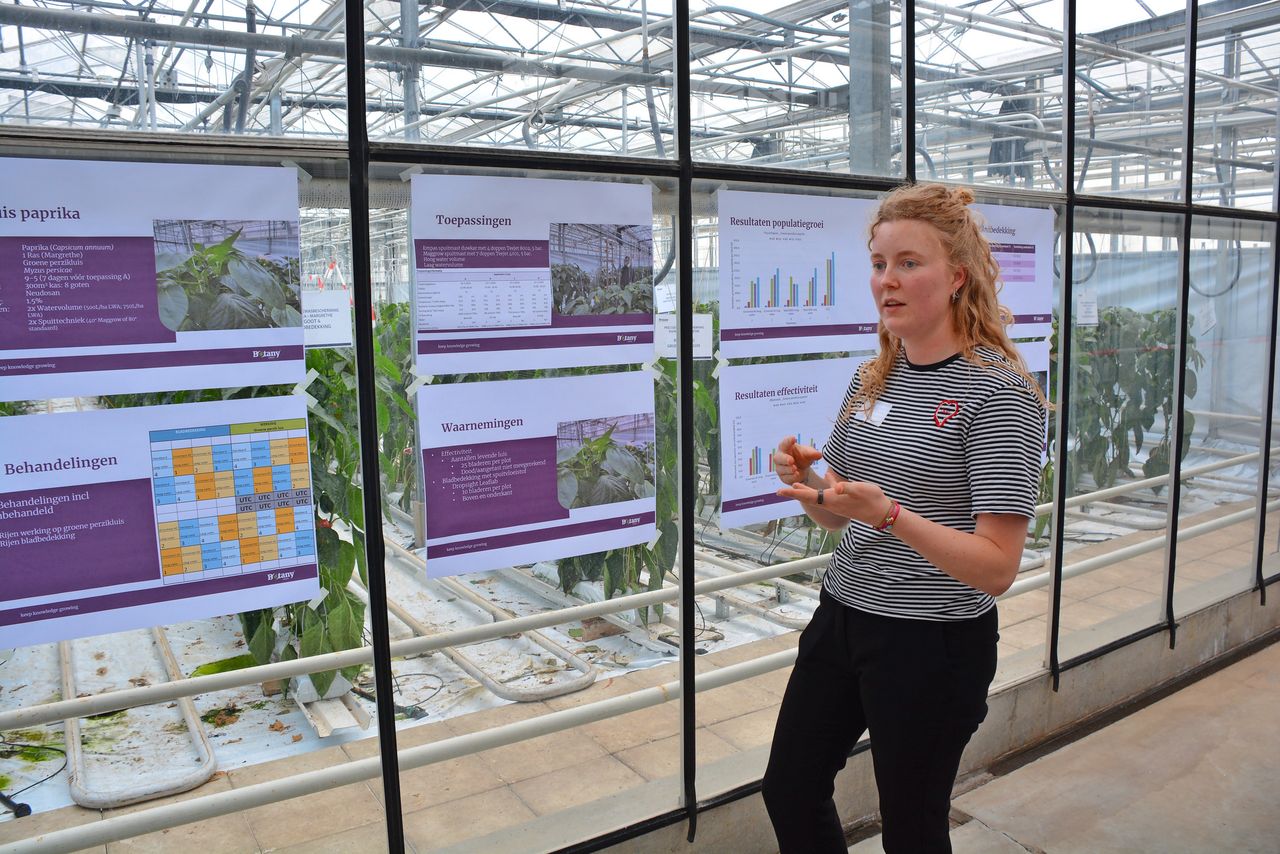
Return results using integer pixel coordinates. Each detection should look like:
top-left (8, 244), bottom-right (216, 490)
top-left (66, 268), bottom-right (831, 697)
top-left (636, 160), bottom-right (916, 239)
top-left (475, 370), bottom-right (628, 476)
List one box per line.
top-left (763, 183), bottom-right (1047, 853)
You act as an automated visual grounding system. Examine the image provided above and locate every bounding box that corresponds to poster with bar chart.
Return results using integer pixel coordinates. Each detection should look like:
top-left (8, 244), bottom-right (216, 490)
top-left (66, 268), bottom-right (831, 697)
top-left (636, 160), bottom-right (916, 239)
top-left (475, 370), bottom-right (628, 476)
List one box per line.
top-left (719, 356), bottom-right (859, 529)
top-left (0, 396), bottom-right (317, 647)
top-left (973, 203), bottom-right (1054, 339)
top-left (719, 190), bottom-right (878, 359)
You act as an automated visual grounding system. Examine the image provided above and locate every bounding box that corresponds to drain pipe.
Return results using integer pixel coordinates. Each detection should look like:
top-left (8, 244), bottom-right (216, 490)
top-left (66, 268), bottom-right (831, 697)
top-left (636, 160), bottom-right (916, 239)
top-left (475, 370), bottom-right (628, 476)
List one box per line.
top-left (59, 628), bottom-right (217, 809)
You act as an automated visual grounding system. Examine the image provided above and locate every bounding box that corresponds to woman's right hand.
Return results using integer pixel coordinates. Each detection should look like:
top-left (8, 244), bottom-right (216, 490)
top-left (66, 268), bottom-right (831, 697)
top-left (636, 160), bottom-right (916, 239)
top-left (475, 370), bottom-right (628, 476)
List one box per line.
top-left (774, 436), bottom-right (823, 486)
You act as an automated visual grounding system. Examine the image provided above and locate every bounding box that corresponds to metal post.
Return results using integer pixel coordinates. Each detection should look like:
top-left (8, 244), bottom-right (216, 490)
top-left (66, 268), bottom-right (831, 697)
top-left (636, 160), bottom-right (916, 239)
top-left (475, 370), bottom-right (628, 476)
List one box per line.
top-left (903, 0), bottom-right (916, 181)
top-left (848, 0), bottom-right (891, 175)
top-left (676, 0), bottom-right (697, 840)
top-left (400, 0), bottom-right (419, 141)
top-left (1163, 0), bottom-right (1201, 648)
top-left (1258, 229), bottom-right (1280, 603)
top-left (1047, 0), bottom-right (1078, 693)
top-left (341, 0), bottom-right (405, 848)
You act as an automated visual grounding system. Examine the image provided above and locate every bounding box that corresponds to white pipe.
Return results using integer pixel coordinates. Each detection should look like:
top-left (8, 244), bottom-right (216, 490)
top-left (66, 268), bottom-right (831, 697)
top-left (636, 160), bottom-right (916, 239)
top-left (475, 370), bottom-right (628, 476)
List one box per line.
top-left (0, 649), bottom-right (797, 854)
top-left (5, 449), bottom-right (1271, 731)
top-left (375, 545), bottom-right (598, 701)
top-left (59, 628), bottom-right (217, 809)
top-left (1006, 500), bottom-right (1277, 597)
top-left (0, 562), bottom-right (801, 731)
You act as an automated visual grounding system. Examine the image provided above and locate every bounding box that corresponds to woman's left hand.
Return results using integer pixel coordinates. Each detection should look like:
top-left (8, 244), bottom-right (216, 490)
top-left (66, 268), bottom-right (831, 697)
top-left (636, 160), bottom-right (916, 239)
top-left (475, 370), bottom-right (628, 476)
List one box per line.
top-left (776, 469), bottom-right (894, 529)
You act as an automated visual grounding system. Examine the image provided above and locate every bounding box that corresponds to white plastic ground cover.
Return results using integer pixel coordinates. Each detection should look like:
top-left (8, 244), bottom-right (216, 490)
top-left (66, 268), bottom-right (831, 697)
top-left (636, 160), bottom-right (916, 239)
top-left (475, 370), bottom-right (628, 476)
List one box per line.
top-left (0, 537), bottom-right (810, 820)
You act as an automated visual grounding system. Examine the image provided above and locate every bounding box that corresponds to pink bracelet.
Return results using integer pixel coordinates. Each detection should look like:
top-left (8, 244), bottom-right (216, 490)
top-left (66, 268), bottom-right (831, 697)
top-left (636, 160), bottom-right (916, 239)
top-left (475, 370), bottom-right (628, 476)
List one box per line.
top-left (873, 499), bottom-right (900, 532)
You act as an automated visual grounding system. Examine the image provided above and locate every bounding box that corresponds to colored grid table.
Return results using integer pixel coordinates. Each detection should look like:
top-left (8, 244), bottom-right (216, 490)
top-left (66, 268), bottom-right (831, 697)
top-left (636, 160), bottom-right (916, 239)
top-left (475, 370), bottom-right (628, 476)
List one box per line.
top-left (149, 418), bottom-right (315, 583)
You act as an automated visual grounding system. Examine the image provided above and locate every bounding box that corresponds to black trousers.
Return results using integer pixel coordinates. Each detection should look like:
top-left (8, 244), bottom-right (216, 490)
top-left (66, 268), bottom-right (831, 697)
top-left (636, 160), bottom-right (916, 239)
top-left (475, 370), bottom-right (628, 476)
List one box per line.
top-left (762, 590), bottom-right (998, 854)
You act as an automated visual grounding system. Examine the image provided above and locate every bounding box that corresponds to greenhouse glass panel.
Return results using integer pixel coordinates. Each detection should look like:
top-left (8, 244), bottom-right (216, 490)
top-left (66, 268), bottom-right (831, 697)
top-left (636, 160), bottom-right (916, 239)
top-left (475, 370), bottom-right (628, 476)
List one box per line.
top-left (364, 0), bottom-right (675, 156)
top-left (1190, 0), bottom-right (1280, 211)
top-left (689, 0), bottom-right (902, 177)
top-left (0, 152), bottom-right (396, 850)
top-left (1058, 206), bottom-right (1182, 662)
top-left (0, 0), bottom-right (350, 139)
top-left (365, 161), bottom-right (684, 849)
top-left (914, 0), bottom-right (1065, 192)
top-left (1074, 0), bottom-right (1188, 202)
top-left (1173, 216), bottom-right (1276, 617)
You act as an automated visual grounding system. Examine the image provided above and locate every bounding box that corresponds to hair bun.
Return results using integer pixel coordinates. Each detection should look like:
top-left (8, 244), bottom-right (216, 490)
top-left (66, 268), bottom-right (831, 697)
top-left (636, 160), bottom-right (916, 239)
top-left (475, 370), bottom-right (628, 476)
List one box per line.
top-left (950, 187), bottom-right (975, 206)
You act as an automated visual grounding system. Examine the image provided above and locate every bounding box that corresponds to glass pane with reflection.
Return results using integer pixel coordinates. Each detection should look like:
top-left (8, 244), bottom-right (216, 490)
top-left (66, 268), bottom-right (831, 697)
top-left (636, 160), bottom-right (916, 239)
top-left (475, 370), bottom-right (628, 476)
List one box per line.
top-left (915, 0), bottom-right (1065, 192)
top-left (1058, 207), bottom-right (1182, 661)
top-left (365, 0), bottom-right (675, 157)
top-left (1074, 0), bottom-right (1187, 201)
top-left (689, 0), bottom-right (903, 177)
top-left (0, 1), bottom-right (349, 139)
top-left (1173, 217), bottom-right (1276, 617)
top-left (360, 163), bottom-right (684, 850)
top-left (0, 153), bottom-right (392, 851)
top-left (1191, 1), bottom-right (1280, 211)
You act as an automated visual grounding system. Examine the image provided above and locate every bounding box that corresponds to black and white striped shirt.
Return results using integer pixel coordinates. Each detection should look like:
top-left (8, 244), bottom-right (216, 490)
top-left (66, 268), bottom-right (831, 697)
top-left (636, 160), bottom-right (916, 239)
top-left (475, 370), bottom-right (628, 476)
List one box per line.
top-left (821, 347), bottom-right (1046, 621)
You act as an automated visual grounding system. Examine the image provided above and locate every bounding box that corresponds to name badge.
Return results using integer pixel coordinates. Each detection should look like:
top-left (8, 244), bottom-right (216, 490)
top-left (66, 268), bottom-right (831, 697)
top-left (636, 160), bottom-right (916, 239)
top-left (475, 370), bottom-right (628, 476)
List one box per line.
top-left (854, 401), bottom-right (892, 426)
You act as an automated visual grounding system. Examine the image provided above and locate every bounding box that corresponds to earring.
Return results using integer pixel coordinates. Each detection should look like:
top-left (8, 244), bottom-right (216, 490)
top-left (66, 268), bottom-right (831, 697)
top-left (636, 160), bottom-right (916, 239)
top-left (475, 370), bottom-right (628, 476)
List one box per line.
top-left (951, 289), bottom-right (960, 303)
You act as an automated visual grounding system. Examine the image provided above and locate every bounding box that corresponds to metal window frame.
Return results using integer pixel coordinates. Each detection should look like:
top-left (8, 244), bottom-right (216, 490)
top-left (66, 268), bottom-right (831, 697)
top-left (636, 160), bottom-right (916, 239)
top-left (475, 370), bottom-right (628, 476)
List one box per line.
top-left (2, 0), bottom-right (1280, 848)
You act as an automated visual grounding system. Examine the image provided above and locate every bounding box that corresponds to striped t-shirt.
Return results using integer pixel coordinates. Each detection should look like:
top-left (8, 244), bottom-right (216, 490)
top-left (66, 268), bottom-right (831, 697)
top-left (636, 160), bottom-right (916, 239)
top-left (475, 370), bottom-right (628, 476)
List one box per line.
top-left (821, 346), bottom-right (1046, 621)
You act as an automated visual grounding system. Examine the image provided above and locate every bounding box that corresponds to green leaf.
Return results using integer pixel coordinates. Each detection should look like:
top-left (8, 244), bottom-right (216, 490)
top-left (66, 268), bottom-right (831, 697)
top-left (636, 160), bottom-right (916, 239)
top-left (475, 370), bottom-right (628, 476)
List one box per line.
top-left (334, 540), bottom-right (357, 587)
top-left (589, 474), bottom-right (632, 505)
top-left (189, 653), bottom-right (259, 678)
top-left (377, 398), bottom-right (390, 434)
top-left (556, 443), bottom-right (583, 464)
top-left (316, 524), bottom-right (341, 568)
top-left (225, 257), bottom-right (284, 308)
top-left (155, 250), bottom-right (189, 273)
top-left (248, 616), bottom-right (276, 666)
top-left (157, 284), bottom-right (189, 331)
top-left (603, 446), bottom-right (645, 482)
top-left (347, 484), bottom-right (365, 530)
top-left (208, 292), bottom-right (267, 329)
top-left (327, 598), bottom-right (361, 652)
top-left (374, 352), bottom-right (402, 383)
top-left (557, 468), bottom-right (578, 509)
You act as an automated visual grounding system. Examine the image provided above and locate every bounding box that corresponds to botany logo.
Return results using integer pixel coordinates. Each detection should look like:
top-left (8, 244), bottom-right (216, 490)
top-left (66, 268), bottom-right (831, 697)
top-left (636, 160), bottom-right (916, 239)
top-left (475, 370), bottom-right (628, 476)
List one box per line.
top-left (934, 399), bottom-right (960, 427)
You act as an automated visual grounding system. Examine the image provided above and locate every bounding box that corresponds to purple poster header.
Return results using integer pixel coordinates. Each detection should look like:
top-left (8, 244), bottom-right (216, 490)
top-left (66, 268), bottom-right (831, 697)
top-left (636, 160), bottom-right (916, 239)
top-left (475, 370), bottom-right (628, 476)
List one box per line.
top-left (426, 511), bottom-right (656, 560)
top-left (424, 436), bottom-right (569, 539)
top-left (0, 479), bottom-right (159, 599)
top-left (0, 563), bottom-right (318, 630)
top-left (418, 330), bottom-right (653, 356)
top-left (722, 493), bottom-right (792, 514)
top-left (0, 237), bottom-right (175, 350)
top-left (0, 345), bottom-right (303, 379)
top-left (721, 323), bottom-right (878, 342)
top-left (415, 239), bottom-right (550, 269)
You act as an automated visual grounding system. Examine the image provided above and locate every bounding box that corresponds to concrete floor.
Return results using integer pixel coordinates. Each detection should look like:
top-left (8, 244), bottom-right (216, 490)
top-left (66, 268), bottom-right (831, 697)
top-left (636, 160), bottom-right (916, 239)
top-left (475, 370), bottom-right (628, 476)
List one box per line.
top-left (849, 638), bottom-right (1280, 854)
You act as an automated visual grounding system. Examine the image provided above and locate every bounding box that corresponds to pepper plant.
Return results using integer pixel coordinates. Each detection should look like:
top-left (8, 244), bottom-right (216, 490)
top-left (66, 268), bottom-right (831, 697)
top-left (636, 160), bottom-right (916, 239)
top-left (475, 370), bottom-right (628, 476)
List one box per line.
top-left (1065, 306), bottom-right (1204, 495)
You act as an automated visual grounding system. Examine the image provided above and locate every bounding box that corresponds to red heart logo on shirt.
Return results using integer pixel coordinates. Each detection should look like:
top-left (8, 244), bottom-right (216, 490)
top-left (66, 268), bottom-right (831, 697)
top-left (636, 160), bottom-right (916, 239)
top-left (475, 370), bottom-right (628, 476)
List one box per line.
top-left (934, 399), bottom-right (960, 427)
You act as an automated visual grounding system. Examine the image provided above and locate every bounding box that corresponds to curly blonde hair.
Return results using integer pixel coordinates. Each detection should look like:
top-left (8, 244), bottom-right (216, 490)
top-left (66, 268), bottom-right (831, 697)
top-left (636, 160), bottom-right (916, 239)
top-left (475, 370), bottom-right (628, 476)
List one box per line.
top-left (847, 182), bottom-right (1048, 417)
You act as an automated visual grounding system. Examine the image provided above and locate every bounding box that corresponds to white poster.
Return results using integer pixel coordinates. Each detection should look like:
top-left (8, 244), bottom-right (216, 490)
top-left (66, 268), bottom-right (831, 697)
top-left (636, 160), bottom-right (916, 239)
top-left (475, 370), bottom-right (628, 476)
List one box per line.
top-left (0, 396), bottom-right (318, 648)
top-left (655, 313), bottom-right (713, 360)
top-left (1018, 337), bottom-right (1053, 464)
top-left (418, 371), bottom-right (658, 576)
top-left (719, 357), bottom-right (859, 529)
top-left (718, 190), bottom-right (879, 359)
top-left (974, 203), bottom-right (1055, 339)
top-left (0, 158), bottom-right (303, 401)
top-left (411, 175), bottom-right (656, 374)
top-left (303, 289), bottom-right (354, 349)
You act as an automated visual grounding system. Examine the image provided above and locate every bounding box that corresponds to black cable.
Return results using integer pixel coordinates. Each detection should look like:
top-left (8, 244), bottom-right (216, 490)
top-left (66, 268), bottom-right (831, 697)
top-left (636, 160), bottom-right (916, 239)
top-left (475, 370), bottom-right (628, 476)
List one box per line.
top-left (0, 740), bottom-right (69, 817)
